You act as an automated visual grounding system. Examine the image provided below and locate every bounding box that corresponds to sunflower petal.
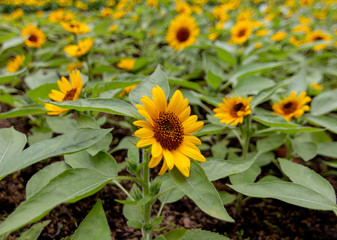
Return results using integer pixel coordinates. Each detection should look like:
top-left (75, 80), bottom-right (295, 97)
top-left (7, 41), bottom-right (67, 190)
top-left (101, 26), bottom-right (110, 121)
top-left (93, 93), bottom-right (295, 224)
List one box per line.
top-left (152, 86), bottom-right (167, 112)
top-left (149, 154), bottom-right (162, 168)
top-left (172, 150), bottom-right (191, 177)
top-left (158, 161), bottom-right (168, 175)
top-left (151, 141), bottom-right (163, 158)
top-left (184, 121), bottom-right (204, 134)
top-left (163, 149), bottom-right (174, 170)
top-left (136, 137), bottom-right (155, 148)
top-left (134, 128), bottom-right (154, 138)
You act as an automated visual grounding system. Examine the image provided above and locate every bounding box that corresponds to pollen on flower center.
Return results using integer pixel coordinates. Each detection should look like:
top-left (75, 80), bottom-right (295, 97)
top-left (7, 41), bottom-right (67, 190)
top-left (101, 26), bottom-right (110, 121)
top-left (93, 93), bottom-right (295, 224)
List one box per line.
top-left (237, 29), bottom-right (246, 37)
top-left (233, 103), bottom-right (244, 112)
top-left (176, 27), bottom-right (190, 42)
top-left (153, 111), bottom-right (184, 151)
top-left (63, 88), bottom-right (77, 101)
top-left (29, 34), bottom-right (38, 42)
top-left (282, 101), bottom-right (297, 114)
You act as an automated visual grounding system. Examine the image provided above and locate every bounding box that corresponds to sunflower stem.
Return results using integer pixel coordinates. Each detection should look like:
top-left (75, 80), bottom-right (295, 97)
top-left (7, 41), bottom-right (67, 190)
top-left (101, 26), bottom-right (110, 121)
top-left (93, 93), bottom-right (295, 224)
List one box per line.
top-left (142, 149), bottom-right (153, 240)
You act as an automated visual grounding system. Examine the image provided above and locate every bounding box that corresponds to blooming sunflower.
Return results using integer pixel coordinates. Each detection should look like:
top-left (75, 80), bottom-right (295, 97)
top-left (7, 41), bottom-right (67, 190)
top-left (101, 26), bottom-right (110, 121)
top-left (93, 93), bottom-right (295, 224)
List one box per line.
top-left (61, 20), bottom-right (90, 34)
top-left (133, 86), bottom-right (205, 177)
top-left (271, 31), bottom-right (287, 42)
top-left (230, 21), bottom-right (253, 45)
top-left (101, 8), bottom-right (112, 18)
top-left (213, 96), bottom-right (252, 126)
top-left (66, 61), bottom-right (83, 72)
top-left (21, 24), bottom-right (46, 48)
top-left (272, 91), bottom-right (311, 121)
top-left (305, 30), bottom-right (331, 51)
top-left (64, 38), bottom-right (94, 58)
top-left (11, 9), bottom-right (23, 19)
top-left (44, 70), bottom-right (83, 115)
top-left (120, 83), bottom-right (138, 97)
top-left (49, 9), bottom-right (74, 22)
top-left (117, 58), bottom-right (135, 71)
top-left (166, 14), bottom-right (200, 51)
top-left (7, 55), bottom-right (25, 73)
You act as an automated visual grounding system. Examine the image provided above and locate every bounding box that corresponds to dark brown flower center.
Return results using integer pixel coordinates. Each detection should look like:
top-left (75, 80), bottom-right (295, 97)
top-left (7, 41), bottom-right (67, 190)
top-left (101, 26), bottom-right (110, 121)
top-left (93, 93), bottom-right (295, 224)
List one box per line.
top-left (63, 88), bottom-right (77, 101)
top-left (28, 34), bottom-right (38, 42)
top-left (176, 27), bottom-right (190, 42)
top-left (153, 112), bottom-right (184, 151)
top-left (313, 36), bottom-right (323, 41)
top-left (237, 28), bottom-right (247, 38)
top-left (282, 101), bottom-right (297, 114)
top-left (233, 103), bottom-right (244, 112)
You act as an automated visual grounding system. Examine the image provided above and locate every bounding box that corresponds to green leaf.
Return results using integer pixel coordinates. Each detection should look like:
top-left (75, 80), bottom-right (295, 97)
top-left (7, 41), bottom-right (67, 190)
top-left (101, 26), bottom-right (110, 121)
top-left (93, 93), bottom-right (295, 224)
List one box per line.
top-left (287, 68), bottom-right (307, 94)
top-left (229, 181), bottom-right (337, 211)
top-left (0, 128), bottom-right (112, 180)
top-left (65, 151), bottom-right (118, 178)
top-left (46, 115), bottom-right (78, 134)
top-left (18, 221), bottom-right (50, 240)
top-left (317, 142), bottom-right (337, 158)
top-left (86, 134), bottom-right (112, 156)
top-left (258, 126), bottom-right (324, 134)
top-left (311, 89), bottom-right (337, 116)
top-left (233, 75), bottom-right (274, 96)
top-left (71, 200), bottom-right (110, 240)
top-left (24, 69), bottom-right (58, 89)
top-left (170, 160), bottom-right (234, 222)
top-left (168, 77), bottom-right (201, 92)
top-left (201, 155), bottom-right (257, 181)
top-left (218, 191), bottom-right (236, 205)
top-left (0, 105), bottom-right (46, 119)
top-left (158, 173), bottom-right (184, 204)
top-left (127, 220), bottom-right (143, 229)
top-left (253, 114), bottom-right (299, 128)
top-left (251, 83), bottom-right (285, 109)
top-left (194, 124), bottom-right (227, 137)
top-left (1, 36), bottom-right (25, 52)
top-left (0, 168), bottom-right (113, 235)
top-left (0, 67), bottom-right (27, 84)
top-left (44, 99), bottom-right (137, 118)
top-left (123, 184), bottom-right (142, 222)
top-left (110, 136), bottom-right (136, 153)
top-left (203, 53), bottom-right (224, 89)
top-left (183, 229), bottom-right (230, 240)
top-left (26, 162), bottom-right (70, 199)
top-left (27, 83), bottom-right (58, 104)
top-left (256, 133), bottom-right (287, 153)
top-left (87, 80), bottom-right (140, 97)
top-left (278, 158), bottom-right (336, 203)
top-left (164, 228), bottom-right (188, 240)
top-left (305, 114), bottom-right (337, 134)
top-left (129, 65), bottom-right (169, 107)
top-left (292, 140), bottom-right (317, 161)
top-left (229, 164), bottom-right (261, 185)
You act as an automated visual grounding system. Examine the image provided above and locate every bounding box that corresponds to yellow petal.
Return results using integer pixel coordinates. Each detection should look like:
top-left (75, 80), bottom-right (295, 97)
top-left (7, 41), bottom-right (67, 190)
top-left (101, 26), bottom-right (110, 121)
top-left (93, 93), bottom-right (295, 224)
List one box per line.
top-left (152, 86), bottom-right (167, 112)
top-left (184, 121), bottom-right (204, 134)
top-left (58, 77), bottom-right (72, 93)
top-left (134, 128), bottom-right (154, 138)
top-left (149, 154), bottom-right (162, 168)
top-left (141, 96), bottom-right (159, 120)
top-left (163, 149), bottom-right (174, 170)
top-left (184, 135), bottom-right (201, 145)
top-left (158, 161), bottom-right (168, 175)
top-left (136, 137), bottom-right (155, 148)
top-left (178, 106), bottom-right (191, 122)
top-left (179, 143), bottom-right (206, 162)
top-left (172, 150), bottom-right (191, 177)
top-left (137, 108), bottom-right (154, 125)
top-left (167, 90), bottom-right (186, 116)
top-left (133, 120), bottom-right (153, 128)
top-left (49, 90), bottom-right (64, 102)
top-left (151, 141), bottom-right (163, 158)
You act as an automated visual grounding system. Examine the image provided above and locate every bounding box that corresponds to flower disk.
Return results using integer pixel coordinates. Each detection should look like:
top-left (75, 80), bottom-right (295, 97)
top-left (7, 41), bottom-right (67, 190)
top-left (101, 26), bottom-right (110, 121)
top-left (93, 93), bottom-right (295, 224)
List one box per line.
top-left (133, 86), bottom-right (206, 177)
top-left (21, 24), bottom-right (46, 48)
top-left (272, 91), bottom-right (311, 121)
top-left (230, 21), bottom-right (253, 45)
top-left (166, 14), bottom-right (200, 51)
top-left (213, 96), bottom-right (252, 126)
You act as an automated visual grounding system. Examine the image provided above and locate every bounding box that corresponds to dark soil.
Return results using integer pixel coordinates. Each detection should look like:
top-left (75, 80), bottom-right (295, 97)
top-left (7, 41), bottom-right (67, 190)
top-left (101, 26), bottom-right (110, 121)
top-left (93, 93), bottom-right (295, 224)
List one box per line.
top-left (1, 103), bottom-right (337, 240)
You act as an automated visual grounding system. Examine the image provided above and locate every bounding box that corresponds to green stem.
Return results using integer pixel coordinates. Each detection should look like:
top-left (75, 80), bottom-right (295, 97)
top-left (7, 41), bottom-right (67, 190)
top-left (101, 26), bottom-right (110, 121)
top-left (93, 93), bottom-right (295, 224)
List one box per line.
top-left (142, 149), bottom-right (153, 240)
top-left (113, 180), bottom-right (135, 200)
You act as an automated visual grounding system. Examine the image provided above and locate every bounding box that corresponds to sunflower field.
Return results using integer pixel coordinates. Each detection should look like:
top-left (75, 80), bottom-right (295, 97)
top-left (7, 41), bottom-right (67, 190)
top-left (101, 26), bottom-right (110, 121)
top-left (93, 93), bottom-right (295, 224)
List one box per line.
top-left (0, 0), bottom-right (337, 239)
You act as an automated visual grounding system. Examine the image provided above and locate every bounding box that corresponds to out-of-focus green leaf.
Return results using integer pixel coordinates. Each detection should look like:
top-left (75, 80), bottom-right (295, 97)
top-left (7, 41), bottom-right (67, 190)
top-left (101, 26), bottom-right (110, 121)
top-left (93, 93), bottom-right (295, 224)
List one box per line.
top-left (311, 89), bottom-right (337, 116)
top-left (18, 221), bottom-right (50, 240)
top-left (0, 105), bottom-right (46, 119)
top-left (305, 114), bottom-right (337, 134)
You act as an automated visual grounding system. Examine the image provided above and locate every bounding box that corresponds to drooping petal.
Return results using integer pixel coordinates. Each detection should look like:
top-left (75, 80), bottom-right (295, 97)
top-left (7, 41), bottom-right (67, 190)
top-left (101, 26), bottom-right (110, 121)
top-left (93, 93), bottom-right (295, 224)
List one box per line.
top-left (134, 128), bottom-right (154, 138)
top-left (151, 141), bottom-right (163, 158)
top-left (163, 149), bottom-right (174, 170)
top-left (172, 150), bottom-right (191, 177)
top-left (158, 161), bottom-right (168, 175)
top-left (136, 137), bottom-right (155, 148)
top-left (179, 143), bottom-right (206, 162)
top-left (141, 96), bottom-right (159, 119)
top-left (149, 153), bottom-right (163, 168)
top-left (133, 120), bottom-right (153, 128)
top-left (49, 90), bottom-right (65, 102)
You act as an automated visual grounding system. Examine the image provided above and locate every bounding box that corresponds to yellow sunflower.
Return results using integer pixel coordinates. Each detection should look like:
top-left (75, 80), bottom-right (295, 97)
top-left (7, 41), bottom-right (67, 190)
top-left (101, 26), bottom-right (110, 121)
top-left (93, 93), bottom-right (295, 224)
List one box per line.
top-left (7, 55), bottom-right (25, 73)
top-left (11, 8), bottom-right (23, 19)
top-left (213, 96), bottom-right (252, 126)
top-left (305, 30), bottom-right (331, 51)
top-left (166, 14), bottom-right (200, 51)
top-left (66, 61), bottom-right (83, 72)
top-left (271, 31), bottom-right (287, 42)
top-left (119, 83), bottom-right (138, 97)
top-left (117, 58), bottom-right (135, 71)
top-left (134, 86), bottom-right (205, 177)
top-left (49, 9), bottom-right (74, 22)
top-left (272, 91), bottom-right (311, 121)
top-left (175, 1), bottom-right (192, 15)
top-left (44, 70), bottom-right (83, 115)
top-left (230, 21), bottom-right (253, 45)
top-left (101, 8), bottom-right (113, 18)
top-left (21, 24), bottom-right (46, 48)
top-left (64, 38), bottom-right (94, 58)
top-left (61, 20), bottom-right (90, 35)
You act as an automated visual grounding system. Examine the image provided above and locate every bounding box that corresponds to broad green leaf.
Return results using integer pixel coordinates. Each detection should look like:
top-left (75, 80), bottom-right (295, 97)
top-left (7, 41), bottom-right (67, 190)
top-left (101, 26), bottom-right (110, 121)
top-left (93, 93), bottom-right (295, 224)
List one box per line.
top-left (71, 200), bottom-right (110, 240)
top-left (287, 68), bottom-right (307, 94)
top-left (24, 69), bottom-right (58, 89)
top-left (229, 181), bottom-right (337, 211)
top-left (0, 168), bottom-right (113, 235)
top-left (18, 221), bottom-right (50, 240)
top-left (86, 80), bottom-right (140, 97)
top-left (65, 151), bottom-right (118, 178)
top-left (1, 36), bottom-right (25, 52)
top-left (44, 99), bottom-right (137, 118)
top-left (229, 164), bottom-right (261, 185)
top-left (219, 191), bottom-right (236, 205)
top-left (257, 126), bottom-right (323, 134)
top-left (0, 127), bottom-right (27, 181)
top-left (170, 160), bottom-right (234, 222)
top-left (292, 140), bottom-right (317, 161)
top-left (110, 136), bottom-right (136, 153)
top-left (164, 228), bottom-right (188, 240)
top-left (194, 124), bottom-right (227, 137)
top-left (305, 115), bottom-right (337, 134)
top-left (168, 77), bottom-right (201, 92)
top-left (123, 184), bottom-right (142, 222)
top-left (126, 220), bottom-right (143, 229)
top-left (46, 115), bottom-right (78, 134)
top-left (251, 83), bottom-right (285, 109)
top-left (26, 162), bottom-right (70, 199)
top-left (0, 128), bottom-right (112, 180)
top-left (253, 114), bottom-right (299, 128)
top-left (86, 134), bottom-right (112, 156)
top-left (27, 83), bottom-right (58, 104)
top-left (278, 158), bottom-right (336, 203)
top-left (317, 142), bottom-right (337, 158)
top-left (0, 67), bottom-right (27, 84)
top-left (0, 105), bottom-right (46, 119)
top-left (211, 140), bottom-right (227, 160)
top-left (28, 131), bottom-right (53, 146)
top-left (311, 89), bottom-right (337, 116)
top-left (158, 174), bottom-right (184, 204)
top-left (201, 155), bottom-right (257, 181)
top-left (164, 228), bottom-right (230, 240)
top-left (203, 53), bottom-right (224, 89)
top-left (129, 65), bottom-right (169, 107)
top-left (77, 114), bottom-right (100, 129)
top-left (256, 133), bottom-right (287, 153)
top-left (233, 75), bottom-right (274, 96)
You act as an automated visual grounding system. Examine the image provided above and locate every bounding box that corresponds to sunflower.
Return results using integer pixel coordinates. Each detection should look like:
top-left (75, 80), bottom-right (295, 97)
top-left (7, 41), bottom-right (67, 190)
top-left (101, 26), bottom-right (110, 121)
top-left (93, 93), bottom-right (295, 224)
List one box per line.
top-left (117, 58), bottom-right (135, 71)
top-left (21, 24), bottom-right (46, 48)
top-left (49, 9), bottom-right (74, 22)
top-left (7, 55), bottom-right (25, 73)
top-left (213, 96), bottom-right (252, 126)
top-left (119, 83), bottom-right (138, 97)
top-left (230, 21), bottom-right (253, 45)
top-left (272, 91), bottom-right (311, 121)
top-left (11, 8), bottom-right (23, 19)
top-left (305, 30), bottom-right (331, 51)
top-left (175, 1), bottom-right (192, 15)
top-left (44, 70), bottom-right (83, 115)
top-left (64, 38), bottom-right (94, 58)
top-left (61, 20), bottom-right (90, 34)
top-left (66, 61), bottom-right (83, 72)
top-left (133, 86), bottom-right (205, 177)
top-left (101, 8), bottom-right (112, 18)
top-left (255, 29), bottom-right (268, 37)
top-left (271, 31), bottom-right (287, 42)
top-left (146, 0), bottom-right (158, 7)
top-left (166, 14), bottom-right (200, 51)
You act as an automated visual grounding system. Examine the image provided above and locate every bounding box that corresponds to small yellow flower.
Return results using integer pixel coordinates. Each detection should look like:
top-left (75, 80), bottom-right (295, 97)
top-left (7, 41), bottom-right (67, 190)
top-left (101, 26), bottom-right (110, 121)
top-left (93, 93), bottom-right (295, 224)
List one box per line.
top-left (66, 61), bottom-right (83, 72)
top-left (21, 24), bottom-right (46, 48)
top-left (255, 29), bottom-right (268, 37)
top-left (305, 30), bottom-right (331, 51)
top-left (175, 1), bottom-right (192, 15)
top-left (272, 91), bottom-right (311, 121)
top-left (166, 14), bottom-right (200, 51)
top-left (36, 11), bottom-right (44, 18)
top-left (289, 35), bottom-right (305, 47)
top-left (271, 31), bottom-right (287, 42)
top-left (150, 29), bottom-right (156, 37)
top-left (49, 9), bottom-right (74, 22)
top-left (255, 42), bottom-right (262, 49)
top-left (75, 1), bottom-right (88, 10)
top-left (133, 85), bottom-right (205, 177)
top-left (61, 20), bottom-right (90, 35)
top-left (109, 24), bottom-right (118, 32)
top-left (292, 24), bottom-right (310, 34)
top-left (310, 83), bottom-right (323, 91)
top-left (11, 8), bottom-right (23, 19)
top-left (101, 8), bottom-right (113, 18)
top-left (213, 96), bottom-right (252, 126)
top-left (298, 16), bottom-right (312, 25)
top-left (64, 38), bottom-right (94, 58)
top-left (44, 70), bottom-right (83, 115)
top-left (213, 5), bottom-right (230, 22)
top-left (112, 10), bottom-right (126, 19)
top-left (7, 55), bottom-right (25, 73)
top-left (132, 14), bottom-right (139, 21)
top-left (230, 21), bottom-right (253, 45)
top-left (192, 5), bottom-right (202, 14)
top-left (120, 83), bottom-right (138, 97)
top-left (146, 0), bottom-right (158, 7)
top-left (300, 0), bottom-right (314, 6)
top-left (117, 58), bottom-right (135, 71)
